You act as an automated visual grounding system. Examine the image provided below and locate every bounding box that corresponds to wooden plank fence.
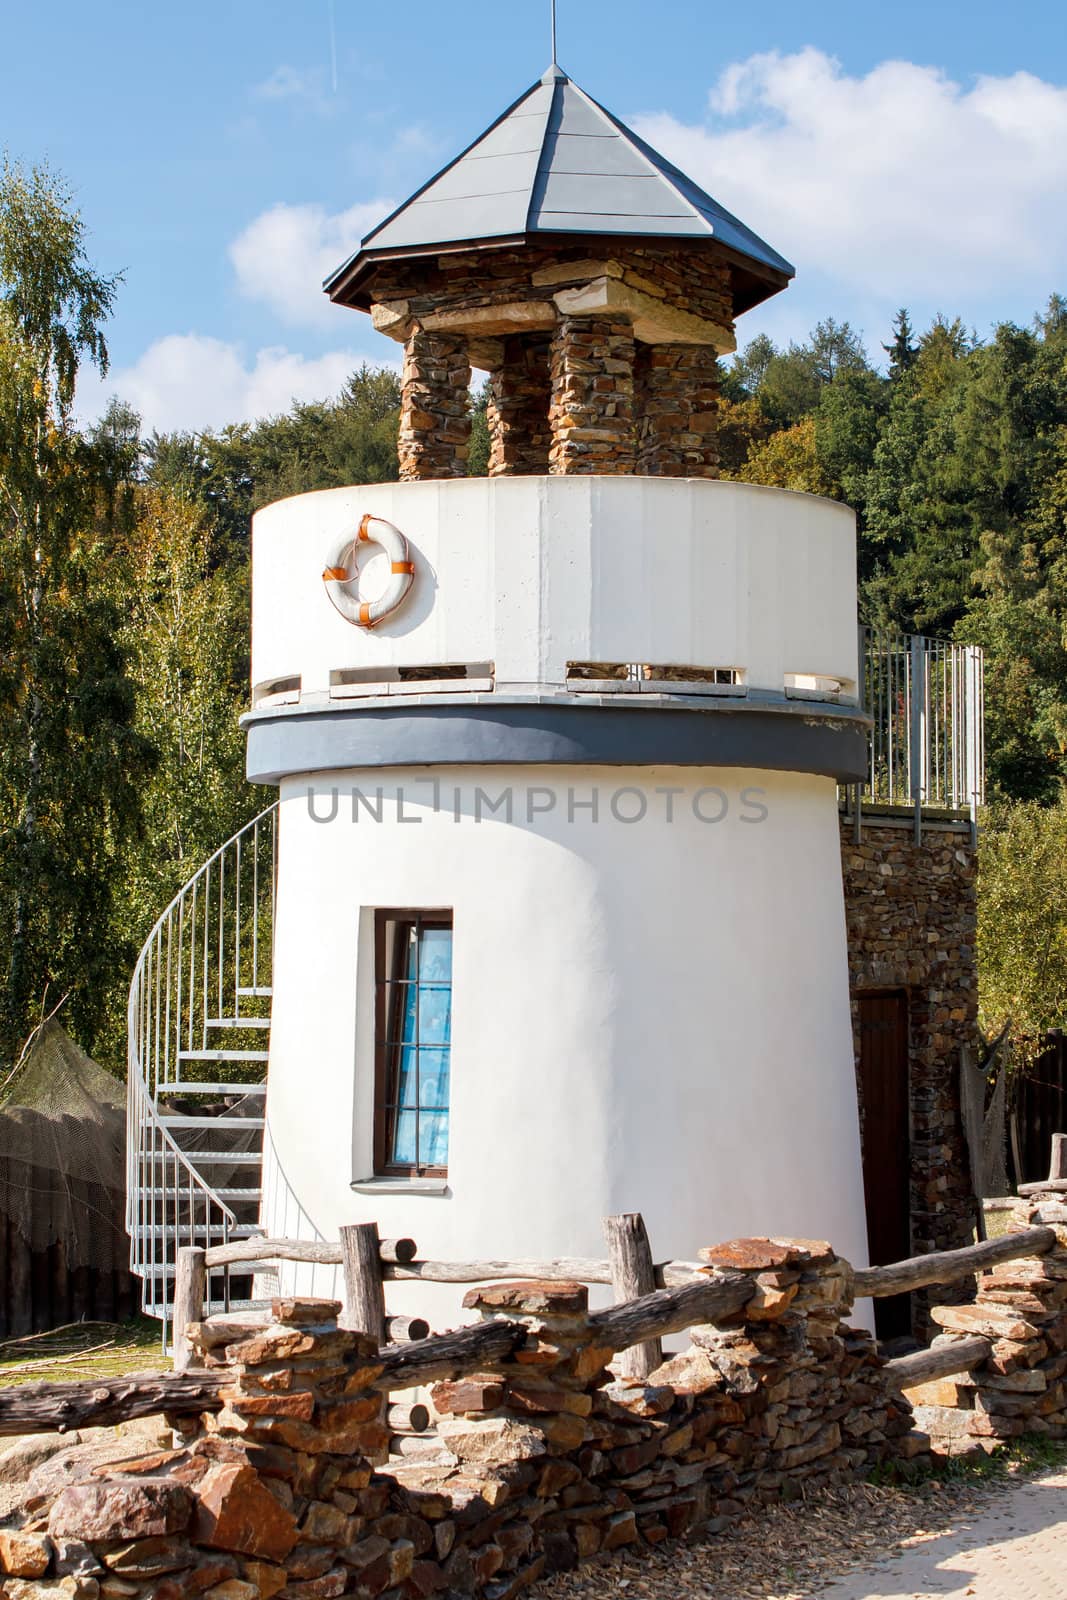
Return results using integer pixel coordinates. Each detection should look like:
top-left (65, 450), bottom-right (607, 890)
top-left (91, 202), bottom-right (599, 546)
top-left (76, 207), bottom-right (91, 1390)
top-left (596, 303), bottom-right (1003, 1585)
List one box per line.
top-left (0, 1196), bottom-right (135, 1340)
top-left (1013, 1034), bottom-right (1067, 1183)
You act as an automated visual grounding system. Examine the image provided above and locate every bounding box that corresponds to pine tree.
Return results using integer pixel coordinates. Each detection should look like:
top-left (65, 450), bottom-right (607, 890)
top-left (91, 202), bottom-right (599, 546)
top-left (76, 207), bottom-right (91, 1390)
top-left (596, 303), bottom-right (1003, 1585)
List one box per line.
top-left (883, 309), bottom-right (918, 381)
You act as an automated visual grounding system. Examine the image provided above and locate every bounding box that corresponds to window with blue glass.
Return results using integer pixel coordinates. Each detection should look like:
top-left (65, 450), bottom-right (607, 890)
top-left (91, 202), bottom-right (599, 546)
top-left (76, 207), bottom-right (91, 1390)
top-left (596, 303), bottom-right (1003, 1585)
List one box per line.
top-left (374, 911), bottom-right (453, 1176)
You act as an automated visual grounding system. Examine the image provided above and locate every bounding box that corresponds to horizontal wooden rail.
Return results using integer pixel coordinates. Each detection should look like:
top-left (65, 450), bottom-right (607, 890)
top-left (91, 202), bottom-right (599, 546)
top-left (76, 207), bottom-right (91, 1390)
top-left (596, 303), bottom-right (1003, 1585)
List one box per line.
top-left (207, 1242), bottom-right (706, 1288)
top-left (385, 1257), bottom-right (614, 1285)
top-left (853, 1226), bottom-right (1056, 1298)
top-left (0, 1370), bottom-right (228, 1437)
top-left (882, 1336), bottom-right (992, 1390)
top-left (588, 1272), bottom-right (753, 1349)
top-left (376, 1319), bottom-right (526, 1388)
top-left (203, 1236), bottom-right (416, 1270)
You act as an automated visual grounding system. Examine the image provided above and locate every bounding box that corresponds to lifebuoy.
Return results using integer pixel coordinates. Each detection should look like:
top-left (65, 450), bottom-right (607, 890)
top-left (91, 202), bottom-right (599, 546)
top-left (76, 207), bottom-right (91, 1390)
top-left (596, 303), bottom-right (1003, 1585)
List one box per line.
top-left (322, 514), bottom-right (415, 629)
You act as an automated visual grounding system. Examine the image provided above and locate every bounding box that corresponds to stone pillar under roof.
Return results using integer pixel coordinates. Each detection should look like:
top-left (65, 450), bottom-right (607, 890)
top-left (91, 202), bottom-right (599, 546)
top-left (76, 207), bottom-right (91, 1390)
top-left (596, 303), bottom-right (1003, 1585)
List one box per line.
top-left (397, 329), bottom-right (472, 482)
top-left (549, 315), bottom-right (637, 476)
top-left (635, 343), bottom-right (722, 479)
top-left (487, 335), bottom-right (552, 477)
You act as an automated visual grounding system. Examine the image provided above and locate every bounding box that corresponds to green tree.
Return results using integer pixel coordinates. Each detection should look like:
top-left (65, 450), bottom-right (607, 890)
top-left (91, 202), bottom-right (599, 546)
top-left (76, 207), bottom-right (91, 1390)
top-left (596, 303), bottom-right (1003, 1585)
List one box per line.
top-left (978, 800), bottom-right (1067, 1064)
top-left (0, 160), bottom-right (151, 1058)
top-left (85, 481), bottom-right (265, 1062)
top-left (883, 309), bottom-right (918, 381)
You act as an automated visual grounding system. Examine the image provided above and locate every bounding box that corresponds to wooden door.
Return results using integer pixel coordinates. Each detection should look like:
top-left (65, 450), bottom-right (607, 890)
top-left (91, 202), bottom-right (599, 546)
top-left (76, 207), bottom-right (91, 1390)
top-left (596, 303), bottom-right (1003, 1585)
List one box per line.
top-left (857, 991), bottom-right (912, 1340)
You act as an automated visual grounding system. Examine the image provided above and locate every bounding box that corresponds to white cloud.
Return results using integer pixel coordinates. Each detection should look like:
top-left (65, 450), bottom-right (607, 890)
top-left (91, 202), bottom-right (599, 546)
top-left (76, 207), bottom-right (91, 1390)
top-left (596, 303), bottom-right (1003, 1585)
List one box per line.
top-left (78, 335), bottom-right (381, 435)
top-left (229, 199), bottom-right (394, 329)
top-left (632, 49), bottom-right (1067, 303)
top-left (252, 64), bottom-right (325, 102)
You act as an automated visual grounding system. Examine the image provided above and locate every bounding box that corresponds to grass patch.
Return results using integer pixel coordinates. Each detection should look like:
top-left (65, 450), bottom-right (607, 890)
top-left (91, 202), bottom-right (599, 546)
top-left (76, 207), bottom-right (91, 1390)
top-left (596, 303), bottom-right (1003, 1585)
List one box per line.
top-left (870, 1434), bottom-right (1067, 1490)
top-left (0, 1320), bottom-right (162, 1388)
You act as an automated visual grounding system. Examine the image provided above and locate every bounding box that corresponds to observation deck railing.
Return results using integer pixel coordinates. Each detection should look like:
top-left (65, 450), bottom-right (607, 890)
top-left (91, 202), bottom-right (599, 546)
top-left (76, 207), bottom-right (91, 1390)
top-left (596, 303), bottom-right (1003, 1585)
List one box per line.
top-left (846, 629), bottom-right (984, 841)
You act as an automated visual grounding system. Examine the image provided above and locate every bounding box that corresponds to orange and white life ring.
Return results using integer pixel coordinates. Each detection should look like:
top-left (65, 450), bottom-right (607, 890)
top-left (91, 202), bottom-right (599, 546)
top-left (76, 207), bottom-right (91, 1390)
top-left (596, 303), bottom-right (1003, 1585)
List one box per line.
top-left (322, 514), bottom-right (415, 629)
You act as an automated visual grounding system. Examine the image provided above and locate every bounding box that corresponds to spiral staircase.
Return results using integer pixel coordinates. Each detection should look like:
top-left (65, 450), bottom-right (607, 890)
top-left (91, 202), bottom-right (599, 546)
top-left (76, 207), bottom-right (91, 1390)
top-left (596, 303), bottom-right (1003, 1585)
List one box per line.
top-left (126, 803), bottom-right (279, 1348)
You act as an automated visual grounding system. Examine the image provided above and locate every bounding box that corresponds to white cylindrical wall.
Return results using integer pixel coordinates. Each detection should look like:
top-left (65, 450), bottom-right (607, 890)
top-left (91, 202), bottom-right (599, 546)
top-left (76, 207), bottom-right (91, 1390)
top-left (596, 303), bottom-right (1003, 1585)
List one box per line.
top-left (260, 763), bottom-right (869, 1323)
top-left (250, 476), bottom-right (858, 702)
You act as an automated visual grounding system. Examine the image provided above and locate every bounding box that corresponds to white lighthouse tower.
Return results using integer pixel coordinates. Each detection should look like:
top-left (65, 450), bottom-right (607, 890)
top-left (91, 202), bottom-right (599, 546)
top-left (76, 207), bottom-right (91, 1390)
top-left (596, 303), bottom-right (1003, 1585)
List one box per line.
top-left (243, 65), bottom-right (871, 1317)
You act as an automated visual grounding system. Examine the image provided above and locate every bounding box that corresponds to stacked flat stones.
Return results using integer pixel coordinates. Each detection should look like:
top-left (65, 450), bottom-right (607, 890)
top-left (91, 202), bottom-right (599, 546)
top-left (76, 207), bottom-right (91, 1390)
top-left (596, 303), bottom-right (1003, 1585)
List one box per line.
top-left (910, 1191), bottom-right (1067, 1450)
top-left (366, 246), bottom-right (733, 482)
top-left (0, 1241), bottom-right (931, 1599)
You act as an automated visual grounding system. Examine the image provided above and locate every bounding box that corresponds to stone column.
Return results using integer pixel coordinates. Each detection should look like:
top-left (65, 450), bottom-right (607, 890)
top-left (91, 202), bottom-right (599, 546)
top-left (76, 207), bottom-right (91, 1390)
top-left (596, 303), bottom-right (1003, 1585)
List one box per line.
top-left (548, 316), bottom-right (636, 475)
top-left (398, 328), bottom-right (472, 481)
top-left (635, 343), bottom-right (720, 478)
top-left (487, 334), bottom-right (552, 476)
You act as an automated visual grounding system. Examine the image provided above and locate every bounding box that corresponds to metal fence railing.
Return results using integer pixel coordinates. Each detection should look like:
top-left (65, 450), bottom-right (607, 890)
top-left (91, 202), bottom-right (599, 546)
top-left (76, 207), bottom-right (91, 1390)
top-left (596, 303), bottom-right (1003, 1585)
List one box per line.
top-left (848, 630), bottom-right (984, 840)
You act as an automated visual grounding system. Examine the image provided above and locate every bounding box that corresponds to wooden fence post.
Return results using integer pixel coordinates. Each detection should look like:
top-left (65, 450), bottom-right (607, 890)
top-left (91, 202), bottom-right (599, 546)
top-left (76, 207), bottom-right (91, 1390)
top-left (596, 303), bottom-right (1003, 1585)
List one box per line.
top-left (1050, 1132), bottom-right (1067, 1182)
top-left (340, 1222), bottom-right (386, 1345)
top-left (173, 1247), bottom-right (207, 1372)
top-left (604, 1212), bottom-right (662, 1379)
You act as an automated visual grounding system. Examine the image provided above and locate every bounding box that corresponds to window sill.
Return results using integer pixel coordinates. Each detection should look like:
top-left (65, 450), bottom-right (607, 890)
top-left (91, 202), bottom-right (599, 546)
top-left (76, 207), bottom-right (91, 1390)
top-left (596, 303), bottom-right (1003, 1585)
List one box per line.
top-left (350, 1176), bottom-right (450, 1197)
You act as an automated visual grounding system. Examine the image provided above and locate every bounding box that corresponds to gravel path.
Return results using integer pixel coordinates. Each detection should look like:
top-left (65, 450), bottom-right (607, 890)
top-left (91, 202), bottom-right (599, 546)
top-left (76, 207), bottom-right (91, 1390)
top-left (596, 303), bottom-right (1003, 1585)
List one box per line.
top-left (536, 1468), bottom-right (1067, 1600)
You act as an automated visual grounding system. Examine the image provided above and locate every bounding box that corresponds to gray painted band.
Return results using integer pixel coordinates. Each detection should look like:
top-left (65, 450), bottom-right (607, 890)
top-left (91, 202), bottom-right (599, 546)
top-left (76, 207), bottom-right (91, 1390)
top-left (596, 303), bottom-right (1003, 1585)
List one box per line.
top-left (245, 701), bottom-right (868, 785)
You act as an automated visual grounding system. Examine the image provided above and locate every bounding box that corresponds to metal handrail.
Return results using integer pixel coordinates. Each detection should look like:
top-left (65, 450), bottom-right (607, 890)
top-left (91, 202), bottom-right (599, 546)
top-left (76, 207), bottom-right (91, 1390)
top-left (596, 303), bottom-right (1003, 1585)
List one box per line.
top-left (126, 802), bottom-right (279, 1346)
top-left (850, 629), bottom-right (984, 841)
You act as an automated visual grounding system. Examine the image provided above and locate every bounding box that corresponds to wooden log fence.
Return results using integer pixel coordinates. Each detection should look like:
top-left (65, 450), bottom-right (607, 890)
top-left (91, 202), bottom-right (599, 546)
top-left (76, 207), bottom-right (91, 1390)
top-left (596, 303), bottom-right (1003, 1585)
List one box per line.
top-left (0, 1370), bottom-right (229, 1435)
top-left (882, 1335), bottom-right (993, 1391)
top-left (604, 1213), bottom-right (662, 1378)
top-left (339, 1222), bottom-right (387, 1345)
top-left (852, 1226), bottom-right (1056, 1299)
top-left (202, 1236), bottom-right (416, 1270)
top-left (4, 1133), bottom-right (1065, 1439)
top-left (0, 1249), bottom-right (1019, 1438)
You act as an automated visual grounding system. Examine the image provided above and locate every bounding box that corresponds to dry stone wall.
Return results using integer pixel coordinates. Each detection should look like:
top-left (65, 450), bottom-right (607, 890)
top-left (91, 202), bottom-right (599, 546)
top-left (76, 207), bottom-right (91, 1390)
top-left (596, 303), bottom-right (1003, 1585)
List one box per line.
top-left (368, 246), bottom-right (732, 334)
top-left (909, 1185), bottom-right (1067, 1451)
top-left (0, 1239), bottom-right (925, 1600)
top-left (372, 245), bottom-right (733, 481)
top-left (547, 317), bottom-right (637, 475)
top-left (841, 817), bottom-right (979, 1316)
top-left (7, 1212), bottom-right (1067, 1597)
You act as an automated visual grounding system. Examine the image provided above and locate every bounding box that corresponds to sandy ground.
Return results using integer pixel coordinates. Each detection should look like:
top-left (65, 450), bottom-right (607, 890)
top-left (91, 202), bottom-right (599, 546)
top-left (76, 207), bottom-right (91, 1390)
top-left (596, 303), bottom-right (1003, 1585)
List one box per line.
top-left (809, 1466), bottom-right (1067, 1599)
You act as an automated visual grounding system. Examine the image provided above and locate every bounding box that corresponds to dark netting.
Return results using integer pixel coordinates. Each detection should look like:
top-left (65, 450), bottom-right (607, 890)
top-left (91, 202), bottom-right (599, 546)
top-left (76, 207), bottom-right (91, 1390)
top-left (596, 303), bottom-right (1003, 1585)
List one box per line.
top-left (154, 1088), bottom-right (264, 1191)
top-left (0, 1021), bottom-right (128, 1274)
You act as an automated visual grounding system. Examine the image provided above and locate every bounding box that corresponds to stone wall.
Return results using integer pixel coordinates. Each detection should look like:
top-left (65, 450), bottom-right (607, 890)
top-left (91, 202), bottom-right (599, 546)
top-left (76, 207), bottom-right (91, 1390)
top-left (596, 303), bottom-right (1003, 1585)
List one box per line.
top-left (635, 344), bottom-right (721, 477)
top-left (0, 1240), bottom-right (921, 1599)
top-left (398, 332), bottom-right (472, 483)
top-left (548, 317), bottom-right (636, 475)
top-left (368, 245), bottom-right (733, 334)
top-left (910, 1184), bottom-right (1067, 1451)
top-left (370, 245), bottom-right (734, 482)
top-left (7, 1213), bottom-right (1067, 1598)
top-left (841, 816), bottom-right (979, 1319)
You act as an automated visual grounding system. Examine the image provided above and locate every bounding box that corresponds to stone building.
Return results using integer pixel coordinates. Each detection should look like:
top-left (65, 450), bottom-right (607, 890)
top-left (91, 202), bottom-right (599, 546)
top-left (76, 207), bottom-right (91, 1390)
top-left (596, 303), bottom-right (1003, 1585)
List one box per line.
top-left (125, 62), bottom-right (983, 1345)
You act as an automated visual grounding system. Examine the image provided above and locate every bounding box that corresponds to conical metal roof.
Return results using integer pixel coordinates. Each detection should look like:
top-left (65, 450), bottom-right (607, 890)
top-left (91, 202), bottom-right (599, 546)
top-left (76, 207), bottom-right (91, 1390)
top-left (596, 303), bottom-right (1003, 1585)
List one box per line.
top-left (325, 67), bottom-right (793, 314)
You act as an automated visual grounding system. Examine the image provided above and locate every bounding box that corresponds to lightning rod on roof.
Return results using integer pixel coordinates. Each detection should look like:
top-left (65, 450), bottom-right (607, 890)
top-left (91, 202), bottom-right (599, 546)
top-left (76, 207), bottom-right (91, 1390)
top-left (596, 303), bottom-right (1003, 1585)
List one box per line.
top-left (551, 0), bottom-right (558, 64)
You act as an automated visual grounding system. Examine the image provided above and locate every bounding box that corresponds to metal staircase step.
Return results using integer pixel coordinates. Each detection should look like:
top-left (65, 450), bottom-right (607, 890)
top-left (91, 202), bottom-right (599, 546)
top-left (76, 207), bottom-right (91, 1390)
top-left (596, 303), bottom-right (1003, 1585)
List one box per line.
top-left (207, 1017), bottom-right (271, 1030)
top-left (142, 1149), bottom-right (262, 1164)
top-left (159, 1115), bottom-right (264, 1132)
top-left (140, 1224), bottom-right (261, 1240)
top-left (143, 1300), bottom-right (268, 1317)
top-left (212, 1188), bottom-right (263, 1201)
top-left (159, 1082), bottom-right (266, 1097)
top-left (137, 1264), bottom-right (278, 1281)
top-left (237, 986), bottom-right (273, 998)
top-left (178, 1049), bottom-right (270, 1063)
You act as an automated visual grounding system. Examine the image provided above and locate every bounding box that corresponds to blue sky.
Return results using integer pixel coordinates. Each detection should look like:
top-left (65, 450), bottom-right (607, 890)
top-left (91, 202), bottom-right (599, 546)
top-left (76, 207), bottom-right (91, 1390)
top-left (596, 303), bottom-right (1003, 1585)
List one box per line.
top-left (4, 0), bottom-right (1066, 432)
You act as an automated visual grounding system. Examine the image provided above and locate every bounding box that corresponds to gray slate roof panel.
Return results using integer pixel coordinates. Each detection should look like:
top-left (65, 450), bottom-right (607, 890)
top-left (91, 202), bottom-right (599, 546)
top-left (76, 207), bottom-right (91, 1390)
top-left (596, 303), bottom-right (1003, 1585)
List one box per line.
top-left (328, 67), bottom-right (793, 292)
